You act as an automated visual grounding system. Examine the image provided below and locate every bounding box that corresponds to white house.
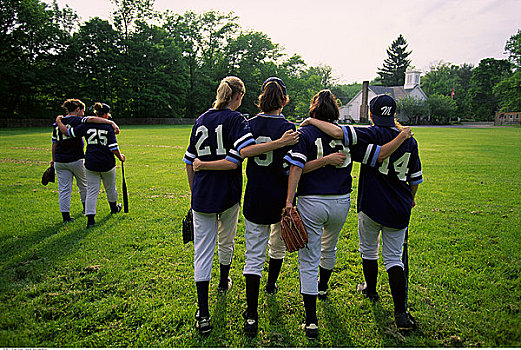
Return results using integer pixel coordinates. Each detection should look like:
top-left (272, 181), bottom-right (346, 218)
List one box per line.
top-left (339, 71), bottom-right (428, 123)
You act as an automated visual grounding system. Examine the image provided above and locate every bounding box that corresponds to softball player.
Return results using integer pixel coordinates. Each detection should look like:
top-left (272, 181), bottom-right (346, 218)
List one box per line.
top-left (303, 94), bottom-right (420, 330)
top-left (191, 77), bottom-right (300, 336)
top-left (240, 77), bottom-right (298, 336)
top-left (355, 95), bottom-right (422, 330)
top-left (183, 76), bottom-right (256, 335)
top-left (284, 90), bottom-right (412, 339)
top-left (56, 102), bottom-right (125, 229)
top-left (51, 99), bottom-right (119, 222)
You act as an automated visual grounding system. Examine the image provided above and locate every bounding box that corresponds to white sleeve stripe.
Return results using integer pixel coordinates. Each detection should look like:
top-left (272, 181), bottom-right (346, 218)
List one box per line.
top-left (185, 151), bottom-right (196, 159)
top-left (234, 133), bottom-right (254, 148)
top-left (348, 125), bottom-right (357, 145)
top-left (229, 149), bottom-right (243, 160)
top-left (411, 170), bottom-right (423, 178)
top-left (108, 143), bottom-right (118, 148)
top-left (363, 144), bottom-right (373, 164)
top-left (81, 117), bottom-right (88, 123)
top-left (69, 126), bottom-right (76, 138)
top-left (288, 150), bottom-right (307, 162)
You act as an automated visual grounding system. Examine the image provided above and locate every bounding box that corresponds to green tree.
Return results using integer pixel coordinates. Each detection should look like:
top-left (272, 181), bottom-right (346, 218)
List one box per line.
top-left (505, 29), bottom-right (521, 68)
top-left (397, 96), bottom-right (427, 124)
top-left (111, 0), bottom-right (157, 42)
top-left (120, 21), bottom-right (187, 118)
top-left (426, 94), bottom-right (457, 124)
top-left (65, 18), bottom-right (122, 108)
top-left (421, 61), bottom-right (474, 118)
top-left (164, 10), bottom-right (239, 118)
top-left (376, 34), bottom-right (412, 86)
top-left (494, 70), bottom-right (521, 112)
top-left (0, 0), bottom-right (77, 118)
top-left (468, 58), bottom-right (512, 120)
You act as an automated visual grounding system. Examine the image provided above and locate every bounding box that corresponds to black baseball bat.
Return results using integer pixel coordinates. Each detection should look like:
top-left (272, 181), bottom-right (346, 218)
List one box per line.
top-left (121, 162), bottom-right (129, 213)
top-left (402, 227), bottom-right (409, 309)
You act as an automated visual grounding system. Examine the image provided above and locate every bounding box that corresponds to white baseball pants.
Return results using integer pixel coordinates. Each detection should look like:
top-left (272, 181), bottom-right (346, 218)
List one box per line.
top-left (358, 211), bottom-right (407, 271)
top-left (243, 219), bottom-right (286, 277)
top-left (85, 167), bottom-right (118, 216)
top-left (193, 203), bottom-right (240, 282)
top-left (55, 159), bottom-right (87, 212)
top-left (297, 194), bottom-right (351, 295)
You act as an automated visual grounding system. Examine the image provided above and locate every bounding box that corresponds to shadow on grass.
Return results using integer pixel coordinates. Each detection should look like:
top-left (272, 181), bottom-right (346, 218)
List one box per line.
top-left (320, 298), bottom-right (355, 347)
top-left (0, 214), bottom-right (113, 292)
top-left (369, 300), bottom-right (424, 346)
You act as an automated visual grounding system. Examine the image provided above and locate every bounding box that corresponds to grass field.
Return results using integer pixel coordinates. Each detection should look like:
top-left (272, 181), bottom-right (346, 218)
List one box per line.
top-left (0, 125), bottom-right (520, 347)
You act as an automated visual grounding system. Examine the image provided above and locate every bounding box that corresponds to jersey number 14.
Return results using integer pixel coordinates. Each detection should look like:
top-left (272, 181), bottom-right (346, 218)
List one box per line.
top-left (378, 152), bottom-right (411, 181)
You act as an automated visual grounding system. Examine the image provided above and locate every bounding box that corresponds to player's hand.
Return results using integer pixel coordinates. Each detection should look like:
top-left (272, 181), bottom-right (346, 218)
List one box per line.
top-left (193, 158), bottom-right (202, 172)
top-left (400, 126), bottom-right (413, 139)
top-left (119, 154), bottom-right (126, 162)
top-left (299, 118), bottom-right (313, 127)
top-left (111, 122), bottom-right (120, 135)
top-left (56, 115), bottom-right (63, 122)
top-left (50, 160), bottom-right (54, 166)
top-left (279, 130), bottom-right (299, 146)
top-left (411, 199), bottom-right (416, 208)
top-left (325, 152), bottom-right (346, 167)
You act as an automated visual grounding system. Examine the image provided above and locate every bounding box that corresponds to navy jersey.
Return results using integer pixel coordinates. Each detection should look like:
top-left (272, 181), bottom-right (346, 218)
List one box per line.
top-left (354, 126), bottom-right (423, 229)
top-left (51, 116), bottom-right (89, 163)
top-left (243, 114), bottom-right (296, 224)
top-left (183, 108), bottom-right (255, 213)
top-left (68, 124), bottom-right (119, 172)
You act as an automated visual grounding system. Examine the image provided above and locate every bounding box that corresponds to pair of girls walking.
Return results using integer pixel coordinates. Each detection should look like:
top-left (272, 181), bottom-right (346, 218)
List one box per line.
top-left (52, 100), bottom-right (125, 228)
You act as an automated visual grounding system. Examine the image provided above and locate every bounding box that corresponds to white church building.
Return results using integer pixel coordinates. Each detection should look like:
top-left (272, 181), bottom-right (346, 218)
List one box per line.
top-left (339, 70), bottom-right (428, 123)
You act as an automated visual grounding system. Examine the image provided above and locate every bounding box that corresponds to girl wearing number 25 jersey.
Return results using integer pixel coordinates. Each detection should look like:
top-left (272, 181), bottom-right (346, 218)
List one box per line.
top-left (183, 76), bottom-right (298, 335)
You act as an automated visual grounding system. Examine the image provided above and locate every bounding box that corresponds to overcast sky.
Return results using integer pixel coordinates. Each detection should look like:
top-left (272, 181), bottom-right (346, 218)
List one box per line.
top-left (48, 0), bottom-right (521, 84)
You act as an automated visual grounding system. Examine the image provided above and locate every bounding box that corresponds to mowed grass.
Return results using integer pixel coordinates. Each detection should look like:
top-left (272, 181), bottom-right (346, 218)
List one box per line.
top-left (0, 125), bottom-right (520, 347)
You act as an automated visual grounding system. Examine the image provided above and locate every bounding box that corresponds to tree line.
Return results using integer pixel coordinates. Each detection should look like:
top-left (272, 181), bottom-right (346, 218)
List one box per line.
top-left (1, 0), bottom-right (519, 123)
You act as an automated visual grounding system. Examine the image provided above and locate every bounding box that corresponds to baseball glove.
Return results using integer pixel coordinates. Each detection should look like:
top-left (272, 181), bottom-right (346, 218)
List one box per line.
top-left (280, 206), bottom-right (308, 252)
top-left (182, 208), bottom-right (194, 244)
top-left (41, 165), bottom-right (55, 186)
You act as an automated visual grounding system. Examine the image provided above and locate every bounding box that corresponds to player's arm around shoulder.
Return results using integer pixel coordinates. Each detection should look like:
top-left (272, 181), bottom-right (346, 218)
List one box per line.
top-left (239, 128), bottom-right (299, 158)
top-left (377, 126), bottom-right (413, 162)
top-left (300, 118), bottom-right (343, 139)
top-left (192, 158), bottom-right (238, 172)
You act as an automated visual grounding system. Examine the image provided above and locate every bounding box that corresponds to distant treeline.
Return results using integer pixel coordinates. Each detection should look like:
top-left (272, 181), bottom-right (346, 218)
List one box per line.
top-left (1, 0), bottom-right (519, 122)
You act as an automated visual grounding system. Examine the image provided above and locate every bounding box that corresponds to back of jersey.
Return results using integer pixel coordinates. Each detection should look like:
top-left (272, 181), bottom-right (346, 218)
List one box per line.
top-left (183, 108), bottom-right (255, 213)
top-left (70, 124), bottom-right (118, 172)
top-left (284, 124), bottom-right (353, 196)
top-left (52, 116), bottom-right (87, 163)
top-left (243, 114), bottom-right (296, 224)
top-left (355, 126), bottom-right (423, 229)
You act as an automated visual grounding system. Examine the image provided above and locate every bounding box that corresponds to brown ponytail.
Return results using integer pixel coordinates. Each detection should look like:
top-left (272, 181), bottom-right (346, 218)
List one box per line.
top-left (61, 99), bottom-right (85, 114)
top-left (308, 89), bottom-right (339, 122)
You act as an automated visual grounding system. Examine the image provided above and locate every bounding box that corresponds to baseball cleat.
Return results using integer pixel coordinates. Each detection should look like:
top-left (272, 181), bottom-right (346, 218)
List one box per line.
top-left (195, 309), bottom-right (212, 335)
top-left (395, 311), bottom-right (416, 330)
top-left (242, 311), bottom-right (258, 336)
top-left (218, 276), bottom-right (232, 294)
top-left (265, 282), bottom-right (278, 295)
top-left (304, 323), bottom-right (318, 339)
top-left (317, 289), bottom-right (328, 301)
top-left (111, 203), bottom-right (122, 214)
top-left (357, 282), bottom-right (380, 302)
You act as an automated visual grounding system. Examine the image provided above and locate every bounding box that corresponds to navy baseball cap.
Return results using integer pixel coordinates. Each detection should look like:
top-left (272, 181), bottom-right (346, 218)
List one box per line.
top-left (262, 77), bottom-right (287, 96)
top-left (100, 103), bottom-right (111, 114)
top-left (369, 94), bottom-right (396, 127)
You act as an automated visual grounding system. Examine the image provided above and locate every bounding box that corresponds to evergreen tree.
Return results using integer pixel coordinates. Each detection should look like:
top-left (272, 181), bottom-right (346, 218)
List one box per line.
top-left (376, 34), bottom-right (412, 86)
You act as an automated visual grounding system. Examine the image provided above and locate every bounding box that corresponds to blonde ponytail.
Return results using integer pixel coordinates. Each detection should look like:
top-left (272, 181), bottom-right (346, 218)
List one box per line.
top-left (213, 76), bottom-right (245, 110)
